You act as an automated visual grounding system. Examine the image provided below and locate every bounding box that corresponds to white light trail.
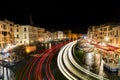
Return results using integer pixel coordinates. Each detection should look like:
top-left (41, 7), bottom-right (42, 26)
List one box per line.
top-left (57, 41), bottom-right (109, 80)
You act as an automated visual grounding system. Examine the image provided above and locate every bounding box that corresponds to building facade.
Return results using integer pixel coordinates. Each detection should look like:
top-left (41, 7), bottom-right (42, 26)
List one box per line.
top-left (0, 20), bottom-right (15, 48)
top-left (0, 19), bottom-right (70, 49)
top-left (111, 26), bottom-right (120, 46)
top-left (37, 27), bottom-right (45, 42)
top-left (87, 24), bottom-right (120, 47)
top-left (14, 25), bottom-right (38, 45)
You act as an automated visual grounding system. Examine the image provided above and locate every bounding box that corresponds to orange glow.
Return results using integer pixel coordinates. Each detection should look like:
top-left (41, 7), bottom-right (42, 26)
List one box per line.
top-left (26, 49), bottom-right (30, 54)
top-left (25, 46), bottom-right (36, 54)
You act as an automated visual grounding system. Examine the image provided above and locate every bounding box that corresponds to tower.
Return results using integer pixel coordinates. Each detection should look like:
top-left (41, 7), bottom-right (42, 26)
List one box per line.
top-left (30, 13), bottom-right (33, 26)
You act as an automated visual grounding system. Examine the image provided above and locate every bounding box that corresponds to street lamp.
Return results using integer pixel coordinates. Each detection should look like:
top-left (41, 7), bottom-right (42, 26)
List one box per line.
top-left (26, 48), bottom-right (30, 54)
top-left (26, 48), bottom-right (30, 58)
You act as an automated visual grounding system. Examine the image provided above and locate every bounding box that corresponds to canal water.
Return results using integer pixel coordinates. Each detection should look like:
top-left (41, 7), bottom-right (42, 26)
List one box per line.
top-left (75, 46), bottom-right (120, 80)
top-left (0, 66), bottom-right (15, 80)
top-left (0, 58), bottom-right (27, 80)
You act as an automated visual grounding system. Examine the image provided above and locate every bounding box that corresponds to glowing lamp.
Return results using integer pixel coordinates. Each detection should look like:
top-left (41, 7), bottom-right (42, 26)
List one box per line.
top-left (26, 49), bottom-right (30, 54)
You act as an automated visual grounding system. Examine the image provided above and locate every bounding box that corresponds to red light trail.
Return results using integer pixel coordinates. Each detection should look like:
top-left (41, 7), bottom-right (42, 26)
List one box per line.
top-left (15, 41), bottom-right (69, 80)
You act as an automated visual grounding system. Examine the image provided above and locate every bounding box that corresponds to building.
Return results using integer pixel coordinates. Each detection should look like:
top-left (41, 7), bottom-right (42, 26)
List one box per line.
top-left (0, 19), bottom-right (72, 48)
top-left (56, 31), bottom-right (64, 40)
top-left (37, 27), bottom-right (45, 42)
top-left (4, 20), bottom-right (15, 45)
top-left (44, 30), bottom-right (53, 42)
top-left (87, 24), bottom-right (120, 47)
top-left (71, 33), bottom-right (78, 40)
top-left (111, 26), bottom-right (120, 46)
top-left (63, 30), bottom-right (72, 40)
top-left (13, 24), bottom-right (21, 45)
top-left (0, 20), bottom-right (15, 48)
top-left (52, 31), bottom-right (64, 40)
top-left (14, 25), bottom-right (38, 45)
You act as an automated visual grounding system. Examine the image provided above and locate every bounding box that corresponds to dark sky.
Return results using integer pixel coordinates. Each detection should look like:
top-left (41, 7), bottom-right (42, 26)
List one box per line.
top-left (0, 1), bottom-right (120, 33)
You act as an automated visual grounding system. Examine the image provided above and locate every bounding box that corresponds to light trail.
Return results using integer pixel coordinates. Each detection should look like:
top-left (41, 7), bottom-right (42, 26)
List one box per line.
top-left (35, 45), bottom-right (57, 80)
top-left (45, 47), bottom-right (60, 80)
top-left (15, 49), bottom-right (47, 80)
top-left (15, 41), bottom-right (70, 80)
top-left (57, 41), bottom-right (109, 80)
top-left (44, 42), bottom-right (70, 80)
top-left (57, 42), bottom-right (77, 80)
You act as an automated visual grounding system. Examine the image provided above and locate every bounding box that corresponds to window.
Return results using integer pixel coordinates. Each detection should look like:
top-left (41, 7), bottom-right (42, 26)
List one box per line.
top-left (17, 34), bottom-right (19, 38)
top-left (10, 28), bottom-right (12, 31)
top-left (2, 31), bottom-right (7, 36)
top-left (17, 29), bottom-right (19, 32)
top-left (109, 27), bottom-right (112, 30)
top-left (2, 24), bottom-right (6, 29)
top-left (24, 27), bottom-right (26, 32)
top-left (110, 39), bottom-right (112, 43)
top-left (10, 24), bottom-right (12, 26)
top-left (104, 28), bottom-right (107, 31)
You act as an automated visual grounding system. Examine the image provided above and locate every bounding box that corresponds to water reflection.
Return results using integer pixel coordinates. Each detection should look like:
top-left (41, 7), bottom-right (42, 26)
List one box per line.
top-left (0, 66), bottom-right (14, 80)
top-left (82, 51), bottom-right (120, 80)
top-left (83, 52), bottom-right (104, 76)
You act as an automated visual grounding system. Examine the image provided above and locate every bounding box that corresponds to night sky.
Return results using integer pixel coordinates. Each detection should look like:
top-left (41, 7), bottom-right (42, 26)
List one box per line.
top-left (0, 1), bottom-right (120, 34)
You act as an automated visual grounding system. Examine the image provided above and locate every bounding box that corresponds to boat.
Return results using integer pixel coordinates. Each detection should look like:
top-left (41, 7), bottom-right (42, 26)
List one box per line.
top-left (104, 63), bottom-right (120, 72)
